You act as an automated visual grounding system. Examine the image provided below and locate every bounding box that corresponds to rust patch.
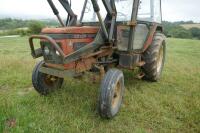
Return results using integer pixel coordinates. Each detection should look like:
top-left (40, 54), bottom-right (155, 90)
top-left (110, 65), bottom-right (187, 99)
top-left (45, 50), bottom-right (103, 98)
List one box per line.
top-left (75, 58), bottom-right (96, 73)
top-left (83, 46), bottom-right (113, 59)
top-left (41, 26), bottom-right (99, 34)
top-left (136, 72), bottom-right (145, 80)
top-left (143, 23), bottom-right (158, 52)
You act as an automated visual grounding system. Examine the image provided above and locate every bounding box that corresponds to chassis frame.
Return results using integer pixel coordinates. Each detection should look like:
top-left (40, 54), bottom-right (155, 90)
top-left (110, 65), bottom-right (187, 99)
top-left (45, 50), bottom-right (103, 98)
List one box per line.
top-left (29, 0), bottom-right (163, 73)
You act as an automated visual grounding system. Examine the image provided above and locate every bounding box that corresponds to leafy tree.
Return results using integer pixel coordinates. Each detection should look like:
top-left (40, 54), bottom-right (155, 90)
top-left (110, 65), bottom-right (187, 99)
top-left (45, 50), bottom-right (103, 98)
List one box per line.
top-left (162, 21), bottom-right (200, 39)
top-left (0, 18), bottom-right (29, 30)
top-left (169, 26), bottom-right (192, 39)
top-left (0, 18), bottom-right (58, 31)
top-left (28, 21), bottom-right (45, 34)
top-left (190, 28), bottom-right (200, 39)
top-left (163, 21), bottom-right (179, 36)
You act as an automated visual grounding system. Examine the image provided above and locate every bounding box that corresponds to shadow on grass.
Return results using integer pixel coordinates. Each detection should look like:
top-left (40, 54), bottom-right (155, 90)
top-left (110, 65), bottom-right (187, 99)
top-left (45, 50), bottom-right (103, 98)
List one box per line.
top-left (33, 70), bottom-right (151, 119)
top-left (123, 70), bottom-right (153, 92)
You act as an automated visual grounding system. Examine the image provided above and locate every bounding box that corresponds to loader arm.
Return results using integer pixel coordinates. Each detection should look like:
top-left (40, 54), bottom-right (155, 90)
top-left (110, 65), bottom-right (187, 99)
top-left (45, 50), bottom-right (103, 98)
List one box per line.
top-left (62, 0), bottom-right (118, 63)
top-left (47, 0), bottom-right (77, 26)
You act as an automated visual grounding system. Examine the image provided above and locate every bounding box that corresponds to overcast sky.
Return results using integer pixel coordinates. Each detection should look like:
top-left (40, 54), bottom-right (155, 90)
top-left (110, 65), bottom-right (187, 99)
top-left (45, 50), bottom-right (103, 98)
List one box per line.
top-left (0, 0), bottom-right (199, 22)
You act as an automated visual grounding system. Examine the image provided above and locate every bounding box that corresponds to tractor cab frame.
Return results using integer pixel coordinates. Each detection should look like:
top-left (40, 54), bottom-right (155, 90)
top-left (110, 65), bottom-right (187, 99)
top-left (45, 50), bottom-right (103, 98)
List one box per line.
top-left (29, 0), bottom-right (166, 118)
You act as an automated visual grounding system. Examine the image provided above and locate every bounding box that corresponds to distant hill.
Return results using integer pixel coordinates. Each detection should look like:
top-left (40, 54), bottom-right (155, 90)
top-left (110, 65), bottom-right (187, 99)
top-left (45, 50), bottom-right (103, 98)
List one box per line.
top-left (162, 21), bottom-right (200, 39)
top-left (181, 23), bottom-right (200, 29)
top-left (1, 18), bottom-right (200, 40)
top-left (0, 18), bottom-right (59, 30)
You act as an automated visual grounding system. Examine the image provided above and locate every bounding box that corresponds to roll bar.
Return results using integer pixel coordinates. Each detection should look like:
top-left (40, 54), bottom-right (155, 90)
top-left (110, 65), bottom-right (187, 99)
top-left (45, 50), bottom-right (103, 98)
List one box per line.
top-left (29, 35), bottom-right (66, 59)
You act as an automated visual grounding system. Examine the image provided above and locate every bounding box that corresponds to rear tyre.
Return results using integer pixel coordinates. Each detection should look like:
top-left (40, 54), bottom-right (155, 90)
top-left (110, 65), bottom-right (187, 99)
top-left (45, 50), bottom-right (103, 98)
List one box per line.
top-left (32, 61), bottom-right (64, 95)
top-left (142, 32), bottom-right (166, 81)
top-left (98, 69), bottom-right (125, 118)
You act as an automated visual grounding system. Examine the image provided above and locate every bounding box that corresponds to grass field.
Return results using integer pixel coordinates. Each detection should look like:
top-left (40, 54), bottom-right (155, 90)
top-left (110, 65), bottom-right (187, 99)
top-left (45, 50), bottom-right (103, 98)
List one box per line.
top-left (0, 37), bottom-right (200, 133)
top-left (181, 23), bottom-right (200, 29)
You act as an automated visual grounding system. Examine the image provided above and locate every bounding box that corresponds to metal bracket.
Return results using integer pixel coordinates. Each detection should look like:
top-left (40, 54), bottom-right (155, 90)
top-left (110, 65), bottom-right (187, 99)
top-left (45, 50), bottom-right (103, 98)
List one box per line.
top-left (127, 21), bottom-right (137, 26)
top-left (39, 66), bottom-right (76, 78)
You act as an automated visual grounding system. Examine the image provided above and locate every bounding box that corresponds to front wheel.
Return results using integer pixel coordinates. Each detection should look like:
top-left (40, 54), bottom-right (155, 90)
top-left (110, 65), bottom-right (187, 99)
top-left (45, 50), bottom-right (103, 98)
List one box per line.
top-left (98, 69), bottom-right (125, 119)
top-left (32, 61), bottom-right (64, 95)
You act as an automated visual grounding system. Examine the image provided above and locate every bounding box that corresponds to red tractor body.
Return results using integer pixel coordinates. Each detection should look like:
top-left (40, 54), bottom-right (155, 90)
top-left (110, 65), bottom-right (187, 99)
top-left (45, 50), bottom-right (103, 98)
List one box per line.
top-left (28, 0), bottom-right (166, 118)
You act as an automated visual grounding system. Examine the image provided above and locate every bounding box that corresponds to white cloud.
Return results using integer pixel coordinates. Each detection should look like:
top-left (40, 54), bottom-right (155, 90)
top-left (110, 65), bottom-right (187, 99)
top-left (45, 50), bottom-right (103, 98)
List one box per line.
top-left (0, 0), bottom-right (199, 22)
top-left (162, 0), bottom-right (200, 22)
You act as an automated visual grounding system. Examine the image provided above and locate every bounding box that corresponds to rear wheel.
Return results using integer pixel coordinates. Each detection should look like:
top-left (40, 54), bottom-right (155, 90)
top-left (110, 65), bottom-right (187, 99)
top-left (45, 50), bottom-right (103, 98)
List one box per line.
top-left (142, 32), bottom-right (166, 81)
top-left (32, 61), bottom-right (64, 95)
top-left (98, 69), bottom-right (125, 118)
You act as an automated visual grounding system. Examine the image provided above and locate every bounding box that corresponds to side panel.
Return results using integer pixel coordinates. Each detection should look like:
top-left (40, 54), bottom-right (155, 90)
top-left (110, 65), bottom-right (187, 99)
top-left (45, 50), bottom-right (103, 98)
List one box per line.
top-left (117, 24), bottom-right (149, 51)
top-left (40, 27), bottom-right (99, 71)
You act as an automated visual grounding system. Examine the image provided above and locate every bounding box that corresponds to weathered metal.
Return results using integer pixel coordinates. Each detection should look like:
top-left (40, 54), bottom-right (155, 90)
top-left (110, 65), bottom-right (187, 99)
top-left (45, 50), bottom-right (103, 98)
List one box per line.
top-left (47, 0), bottom-right (77, 26)
top-left (29, 1), bottom-right (164, 76)
top-left (29, 0), bottom-right (164, 72)
top-left (29, 0), bottom-right (165, 119)
top-left (47, 0), bottom-right (65, 27)
top-left (143, 23), bottom-right (158, 52)
top-left (119, 53), bottom-right (141, 69)
top-left (128, 0), bottom-right (140, 52)
top-left (39, 66), bottom-right (76, 78)
top-left (29, 35), bottom-right (66, 59)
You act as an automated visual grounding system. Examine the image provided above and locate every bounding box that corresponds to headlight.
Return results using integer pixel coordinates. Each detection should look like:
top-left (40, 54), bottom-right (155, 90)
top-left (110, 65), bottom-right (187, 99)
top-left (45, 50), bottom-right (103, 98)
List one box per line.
top-left (44, 46), bottom-right (50, 55)
top-left (56, 50), bottom-right (60, 56)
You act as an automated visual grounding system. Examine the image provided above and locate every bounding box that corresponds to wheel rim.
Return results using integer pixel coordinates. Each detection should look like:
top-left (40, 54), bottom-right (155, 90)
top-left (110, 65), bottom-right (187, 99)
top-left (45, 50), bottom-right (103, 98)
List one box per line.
top-left (157, 44), bottom-right (164, 73)
top-left (112, 81), bottom-right (121, 109)
top-left (44, 74), bottom-right (58, 87)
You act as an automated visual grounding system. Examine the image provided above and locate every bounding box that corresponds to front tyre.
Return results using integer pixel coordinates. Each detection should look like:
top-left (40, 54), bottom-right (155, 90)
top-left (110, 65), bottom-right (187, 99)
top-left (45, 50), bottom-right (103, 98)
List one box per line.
top-left (98, 69), bottom-right (125, 119)
top-left (32, 61), bottom-right (64, 95)
top-left (142, 32), bottom-right (166, 82)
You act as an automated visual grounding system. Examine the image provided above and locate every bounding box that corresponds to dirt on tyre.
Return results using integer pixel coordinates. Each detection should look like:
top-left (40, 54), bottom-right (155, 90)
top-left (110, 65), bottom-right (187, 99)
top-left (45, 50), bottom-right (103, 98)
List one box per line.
top-left (142, 32), bottom-right (166, 82)
top-left (32, 61), bottom-right (64, 95)
top-left (98, 69), bottom-right (125, 119)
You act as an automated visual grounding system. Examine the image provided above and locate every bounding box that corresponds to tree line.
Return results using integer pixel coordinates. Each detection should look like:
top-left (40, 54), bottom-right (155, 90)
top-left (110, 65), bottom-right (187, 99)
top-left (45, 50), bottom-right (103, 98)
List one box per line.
top-left (0, 18), bottom-right (58, 36)
top-left (163, 21), bottom-right (200, 40)
top-left (0, 18), bottom-right (200, 40)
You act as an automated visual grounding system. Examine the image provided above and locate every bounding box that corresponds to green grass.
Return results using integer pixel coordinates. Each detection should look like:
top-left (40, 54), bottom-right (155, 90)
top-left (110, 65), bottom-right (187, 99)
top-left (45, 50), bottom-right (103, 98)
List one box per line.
top-left (0, 37), bottom-right (200, 133)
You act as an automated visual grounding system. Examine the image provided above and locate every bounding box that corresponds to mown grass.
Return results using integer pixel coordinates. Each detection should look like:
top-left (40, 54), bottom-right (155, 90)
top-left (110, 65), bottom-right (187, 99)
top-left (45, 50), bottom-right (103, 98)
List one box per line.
top-left (181, 23), bottom-right (200, 29)
top-left (0, 37), bottom-right (200, 133)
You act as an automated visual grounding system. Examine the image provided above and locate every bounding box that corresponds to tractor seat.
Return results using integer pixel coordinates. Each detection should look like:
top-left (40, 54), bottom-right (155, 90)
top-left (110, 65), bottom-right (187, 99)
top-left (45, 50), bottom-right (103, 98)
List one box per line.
top-left (41, 26), bottom-right (99, 34)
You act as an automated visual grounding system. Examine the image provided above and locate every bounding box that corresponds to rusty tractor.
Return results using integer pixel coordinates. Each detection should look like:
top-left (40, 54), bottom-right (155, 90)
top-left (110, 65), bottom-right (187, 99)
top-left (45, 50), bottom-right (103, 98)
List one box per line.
top-left (29, 0), bottom-right (166, 118)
